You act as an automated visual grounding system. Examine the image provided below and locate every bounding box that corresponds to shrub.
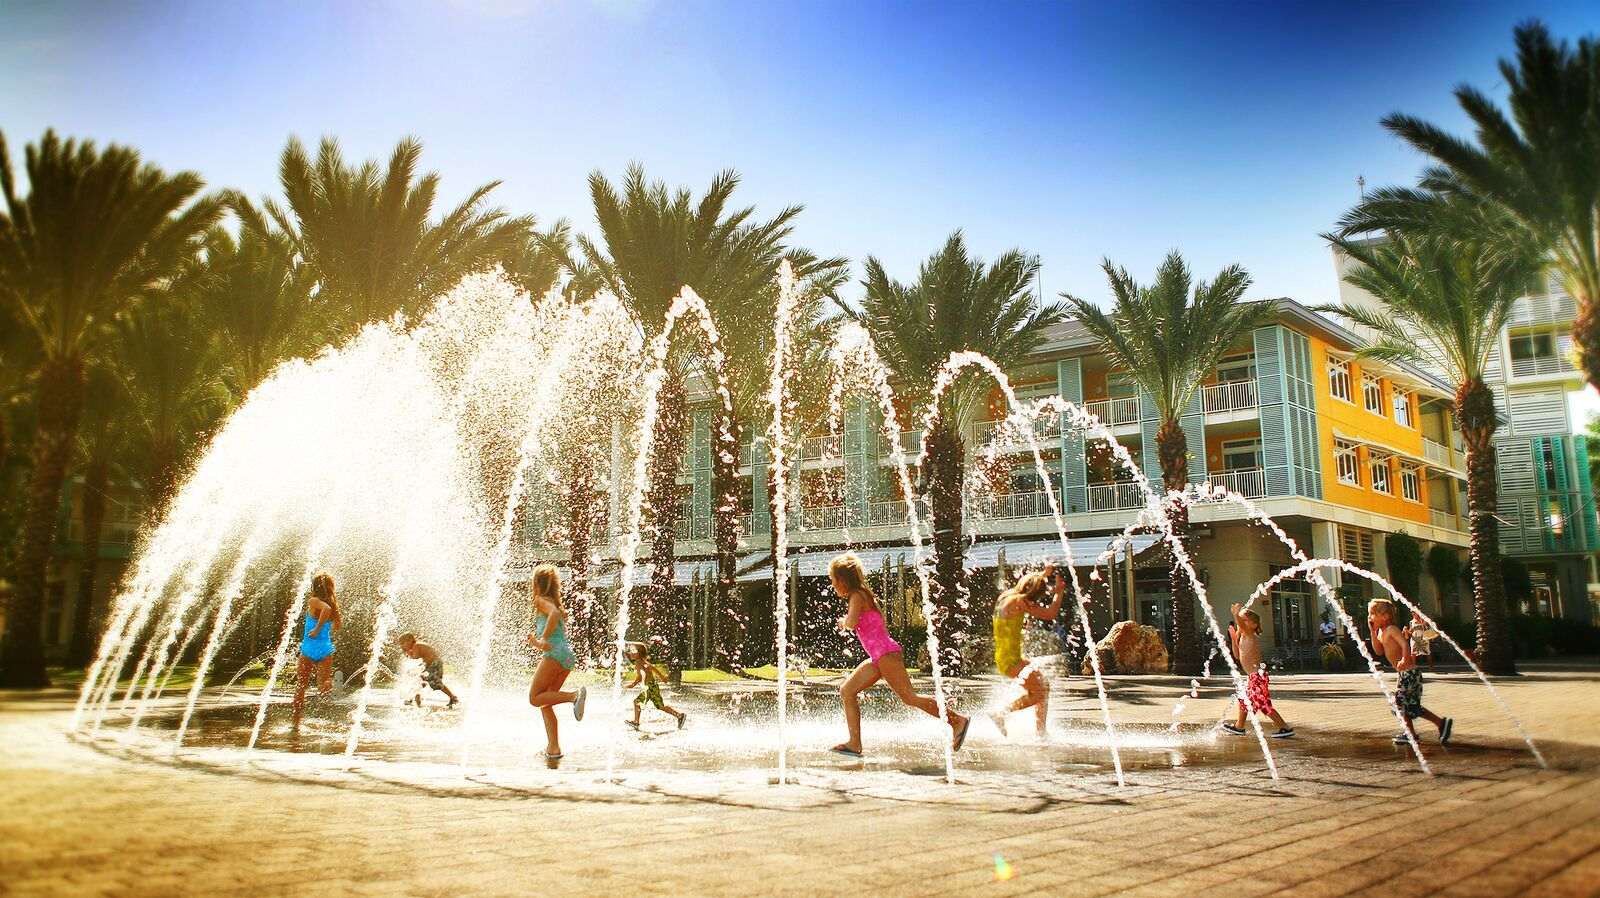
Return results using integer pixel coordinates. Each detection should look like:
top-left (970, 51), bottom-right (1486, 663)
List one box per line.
top-left (1320, 642), bottom-right (1346, 671)
top-left (1427, 545), bottom-right (1461, 610)
top-left (1385, 532), bottom-right (1423, 604)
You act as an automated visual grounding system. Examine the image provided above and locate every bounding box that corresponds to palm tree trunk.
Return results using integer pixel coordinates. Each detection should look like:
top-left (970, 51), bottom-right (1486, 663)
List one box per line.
top-left (711, 406), bottom-right (743, 670)
top-left (1457, 378), bottom-right (1516, 675)
top-left (924, 418), bottom-right (967, 675)
top-left (648, 373), bottom-right (689, 670)
top-left (564, 459), bottom-right (598, 660)
top-left (1156, 418), bottom-right (1201, 675)
top-left (67, 451), bottom-right (111, 668)
top-left (1, 356), bottom-right (86, 688)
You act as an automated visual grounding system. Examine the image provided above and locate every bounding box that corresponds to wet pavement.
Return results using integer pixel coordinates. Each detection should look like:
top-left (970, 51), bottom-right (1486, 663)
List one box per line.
top-left (5, 663), bottom-right (1600, 896)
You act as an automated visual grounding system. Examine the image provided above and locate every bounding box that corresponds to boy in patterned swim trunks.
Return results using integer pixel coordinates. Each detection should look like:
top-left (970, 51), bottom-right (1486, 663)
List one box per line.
top-left (1218, 603), bottom-right (1294, 738)
top-left (624, 642), bottom-right (685, 730)
top-left (1367, 599), bottom-right (1453, 745)
top-left (399, 633), bottom-right (459, 709)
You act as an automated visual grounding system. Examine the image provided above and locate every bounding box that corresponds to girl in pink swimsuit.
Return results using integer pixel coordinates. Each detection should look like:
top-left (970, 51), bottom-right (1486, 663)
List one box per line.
top-left (828, 552), bottom-right (970, 758)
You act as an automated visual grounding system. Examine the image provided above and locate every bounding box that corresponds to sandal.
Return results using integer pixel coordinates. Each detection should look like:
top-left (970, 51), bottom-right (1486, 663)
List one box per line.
top-left (829, 744), bottom-right (863, 758)
top-left (952, 716), bottom-right (972, 752)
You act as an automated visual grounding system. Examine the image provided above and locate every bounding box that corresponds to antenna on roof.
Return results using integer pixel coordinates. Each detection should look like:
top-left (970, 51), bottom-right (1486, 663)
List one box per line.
top-left (1356, 175), bottom-right (1366, 199)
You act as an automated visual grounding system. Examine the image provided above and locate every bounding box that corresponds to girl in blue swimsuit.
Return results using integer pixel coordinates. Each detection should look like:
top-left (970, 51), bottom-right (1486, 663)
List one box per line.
top-left (293, 572), bottom-right (341, 730)
top-left (526, 564), bottom-right (585, 760)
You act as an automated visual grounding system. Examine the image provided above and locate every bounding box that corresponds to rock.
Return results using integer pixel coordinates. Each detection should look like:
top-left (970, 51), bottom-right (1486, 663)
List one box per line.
top-left (1082, 620), bottom-right (1168, 675)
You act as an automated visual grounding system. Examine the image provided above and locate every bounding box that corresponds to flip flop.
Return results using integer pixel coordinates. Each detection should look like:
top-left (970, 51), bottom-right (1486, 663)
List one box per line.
top-left (829, 744), bottom-right (863, 758)
top-left (544, 751), bottom-right (563, 760)
top-left (952, 716), bottom-right (972, 752)
top-left (573, 686), bottom-right (587, 721)
top-left (677, 712), bottom-right (688, 730)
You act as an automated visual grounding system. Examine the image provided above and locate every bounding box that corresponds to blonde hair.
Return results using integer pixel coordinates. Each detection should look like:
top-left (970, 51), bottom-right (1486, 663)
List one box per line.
top-left (1002, 571), bottom-right (1049, 605)
top-left (532, 563), bottom-right (562, 606)
top-left (1368, 598), bottom-right (1395, 618)
top-left (828, 553), bottom-right (878, 608)
top-left (1241, 609), bottom-right (1261, 627)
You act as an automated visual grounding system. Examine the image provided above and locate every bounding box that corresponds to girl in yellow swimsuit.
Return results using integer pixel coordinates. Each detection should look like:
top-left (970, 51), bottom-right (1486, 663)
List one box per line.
top-left (989, 563), bottom-right (1065, 738)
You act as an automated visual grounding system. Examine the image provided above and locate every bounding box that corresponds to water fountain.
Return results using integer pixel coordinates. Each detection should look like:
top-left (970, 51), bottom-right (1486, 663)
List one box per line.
top-left (69, 263), bottom-right (1547, 796)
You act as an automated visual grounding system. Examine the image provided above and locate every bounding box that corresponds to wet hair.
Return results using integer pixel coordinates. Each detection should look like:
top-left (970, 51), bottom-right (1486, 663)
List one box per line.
top-left (398, 632), bottom-right (416, 646)
top-left (1002, 571), bottom-right (1049, 605)
top-left (311, 572), bottom-right (341, 628)
top-left (1241, 609), bottom-right (1261, 628)
top-left (1368, 598), bottom-right (1395, 618)
top-left (828, 553), bottom-right (878, 608)
top-left (626, 642), bottom-right (649, 662)
top-left (532, 563), bottom-right (562, 607)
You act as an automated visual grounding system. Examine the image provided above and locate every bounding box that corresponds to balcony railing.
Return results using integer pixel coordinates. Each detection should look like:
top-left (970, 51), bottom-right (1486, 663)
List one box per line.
top-left (1087, 481), bottom-right (1146, 512)
top-left (878, 430), bottom-right (924, 460)
top-left (1202, 380), bottom-right (1258, 414)
top-left (974, 490), bottom-right (1055, 520)
top-left (1205, 468), bottom-right (1266, 499)
top-left (797, 505), bottom-right (845, 531)
top-left (1421, 437), bottom-right (1457, 469)
top-left (969, 417), bottom-right (1061, 448)
top-left (1083, 396), bottom-right (1140, 427)
top-left (799, 435), bottom-right (842, 461)
top-left (1430, 508), bottom-right (1462, 531)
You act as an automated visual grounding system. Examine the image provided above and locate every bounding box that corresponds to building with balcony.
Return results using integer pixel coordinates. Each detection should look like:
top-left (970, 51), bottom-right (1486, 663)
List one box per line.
top-left (523, 298), bottom-right (1483, 662)
top-left (1333, 249), bottom-right (1600, 624)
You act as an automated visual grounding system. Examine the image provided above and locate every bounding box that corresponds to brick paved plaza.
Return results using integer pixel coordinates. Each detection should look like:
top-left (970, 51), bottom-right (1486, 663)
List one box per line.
top-left (4, 663), bottom-right (1599, 897)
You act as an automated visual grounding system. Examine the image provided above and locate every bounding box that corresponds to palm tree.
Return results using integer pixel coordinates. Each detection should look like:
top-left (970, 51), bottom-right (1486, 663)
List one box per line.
top-left (1320, 226), bottom-right (1539, 675)
top-left (1339, 22), bottom-right (1600, 392)
top-left (712, 249), bottom-right (847, 667)
top-left (580, 164), bottom-right (819, 669)
top-left (115, 288), bottom-right (232, 516)
top-left (849, 231), bottom-right (1066, 673)
top-left (207, 197), bottom-right (323, 398)
top-left (0, 130), bottom-right (220, 687)
top-left (66, 361), bottom-right (126, 667)
top-left (1063, 251), bottom-right (1272, 675)
top-left (265, 136), bottom-right (532, 333)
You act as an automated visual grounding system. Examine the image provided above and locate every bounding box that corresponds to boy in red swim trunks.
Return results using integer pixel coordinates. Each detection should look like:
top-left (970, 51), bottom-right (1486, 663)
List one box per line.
top-left (1219, 603), bottom-right (1294, 738)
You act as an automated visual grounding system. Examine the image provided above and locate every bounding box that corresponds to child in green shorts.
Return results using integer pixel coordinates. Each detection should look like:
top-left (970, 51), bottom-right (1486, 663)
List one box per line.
top-left (624, 642), bottom-right (685, 730)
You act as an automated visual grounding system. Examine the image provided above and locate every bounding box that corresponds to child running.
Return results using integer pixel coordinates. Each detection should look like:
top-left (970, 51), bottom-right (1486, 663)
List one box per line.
top-left (1368, 599), bottom-right (1454, 745)
top-left (623, 642), bottom-right (686, 730)
top-left (525, 563), bottom-right (586, 761)
top-left (1218, 602), bottom-right (1295, 738)
top-left (988, 564), bottom-right (1066, 738)
top-left (828, 552), bottom-right (970, 758)
top-left (293, 572), bottom-right (340, 730)
top-left (398, 632), bottom-right (458, 709)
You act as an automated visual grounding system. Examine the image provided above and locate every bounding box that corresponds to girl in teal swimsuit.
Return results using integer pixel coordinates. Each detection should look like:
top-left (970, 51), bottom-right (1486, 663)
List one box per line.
top-left (525, 563), bottom-right (586, 760)
top-left (293, 572), bottom-right (341, 730)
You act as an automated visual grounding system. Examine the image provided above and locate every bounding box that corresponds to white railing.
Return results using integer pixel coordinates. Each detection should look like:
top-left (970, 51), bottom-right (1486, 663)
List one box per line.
top-left (867, 498), bottom-right (930, 527)
top-left (799, 435), bottom-right (842, 461)
top-left (796, 505), bottom-right (845, 531)
top-left (1422, 438), bottom-right (1454, 468)
top-left (1087, 481), bottom-right (1145, 511)
top-left (878, 430), bottom-right (925, 459)
top-left (1430, 509), bottom-right (1462, 530)
top-left (1202, 380), bottom-right (1258, 414)
top-left (1083, 396), bottom-right (1141, 426)
top-left (969, 417), bottom-right (1061, 448)
top-left (1206, 468), bottom-right (1266, 499)
top-left (975, 490), bottom-right (1055, 520)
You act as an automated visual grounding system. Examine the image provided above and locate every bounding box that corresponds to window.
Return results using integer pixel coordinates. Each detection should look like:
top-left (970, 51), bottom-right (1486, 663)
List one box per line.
top-left (1509, 330), bottom-right (1557, 363)
top-left (1328, 358), bottom-right (1352, 402)
top-left (1216, 352), bottom-right (1256, 384)
top-left (1369, 450), bottom-right (1392, 494)
top-left (1335, 439), bottom-right (1360, 485)
top-left (1363, 374), bottom-right (1384, 414)
top-left (1393, 391), bottom-right (1414, 427)
top-left (1107, 374), bottom-right (1138, 398)
top-left (1221, 438), bottom-right (1262, 472)
top-left (1339, 526), bottom-right (1375, 567)
top-left (1400, 462), bottom-right (1420, 502)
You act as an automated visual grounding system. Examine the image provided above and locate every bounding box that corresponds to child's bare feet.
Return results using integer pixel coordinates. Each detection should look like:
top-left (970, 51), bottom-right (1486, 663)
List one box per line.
top-left (829, 743), bottom-right (862, 757)
top-left (988, 712), bottom-right (1008, 737)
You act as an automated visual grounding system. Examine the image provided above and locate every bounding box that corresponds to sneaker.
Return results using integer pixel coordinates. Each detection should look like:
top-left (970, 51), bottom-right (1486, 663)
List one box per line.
top-left (1270, 728), bottom-right (1295, 739)
top-left (1393, 732), bottom-right (1413, 745)
top-left (1218, 723), bottom-right (1246, 736)
top-left (573, 686), bottom-right (587, 721)
top-left (1440, 718), bottom-right (1454, 745)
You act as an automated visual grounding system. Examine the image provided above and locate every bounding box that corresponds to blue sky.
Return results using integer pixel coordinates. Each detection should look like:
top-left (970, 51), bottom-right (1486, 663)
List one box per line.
top-left (3, 0), bottom-right (1599, 321)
